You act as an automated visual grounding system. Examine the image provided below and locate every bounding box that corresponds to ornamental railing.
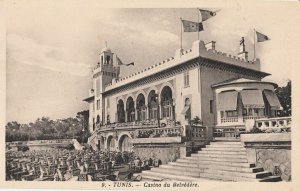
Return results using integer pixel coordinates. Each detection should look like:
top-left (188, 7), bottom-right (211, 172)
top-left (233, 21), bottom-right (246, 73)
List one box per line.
top-left (221, 117), bottom-right (238, 123)
top-left (134, 125), bottom-right (182, 139)
top-left (243, 116), bottom-right (262, 122)
top-left (191, 126), bottom-right (207, 141)
top-left (213, 127), bottom-right (246, 138)
top-left (255, 117), bottom-right (291, 129)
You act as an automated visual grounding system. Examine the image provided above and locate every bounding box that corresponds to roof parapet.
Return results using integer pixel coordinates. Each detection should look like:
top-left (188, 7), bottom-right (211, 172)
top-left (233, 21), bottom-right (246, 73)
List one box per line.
top-left (104, 40), bottom-right (262, 89)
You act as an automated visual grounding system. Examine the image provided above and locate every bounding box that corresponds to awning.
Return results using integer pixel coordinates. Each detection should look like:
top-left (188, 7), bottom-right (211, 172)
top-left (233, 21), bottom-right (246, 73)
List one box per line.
top-left (263, 90), bottom-right (282, 110)
top-left (217, 91), bottom-right (238, 110)
top-left (181, 105), bottom-right (190, 114)
top-left (83, 95), bottom-right (94, 102)
top-left (241, 89), bottom-right (265, 108)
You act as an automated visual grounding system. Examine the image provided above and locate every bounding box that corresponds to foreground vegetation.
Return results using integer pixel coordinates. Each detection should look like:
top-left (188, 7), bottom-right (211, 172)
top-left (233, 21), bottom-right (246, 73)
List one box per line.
top-left (6, 111), bottom-right (90, 143)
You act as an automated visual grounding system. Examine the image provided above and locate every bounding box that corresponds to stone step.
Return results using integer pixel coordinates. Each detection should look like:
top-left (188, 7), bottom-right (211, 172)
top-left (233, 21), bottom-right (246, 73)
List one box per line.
top-left (198, 150), bottom-right (247, 155)
top-left (199, 172), bottom-right (281, 182)
top-left (198, 172), bottom-right (266, 182)
top-left (165, 163), bottom-right (264, 173)
top-left (210, 141), bottom-right (243, 145)
top-left (191, 153), bottom-right (247, 159)
top-left (186, 156), bottom-right (248, 163)
top-left (258, 176), bottom-right (282, 182)
top-left (150, 166), bottom-right (199, 177)
top-left (143, 165), bottom-right (281, 182)
top-left (150, 167), bottom-right (272, 180)
top-left (141, 170), bottom-right (211, 182)
top-left (201, 147), bottom-right (247, 151)
top-left (175, 159), bottom-right (255, 168)
top-left (206, 144), bottom-right (244, 148)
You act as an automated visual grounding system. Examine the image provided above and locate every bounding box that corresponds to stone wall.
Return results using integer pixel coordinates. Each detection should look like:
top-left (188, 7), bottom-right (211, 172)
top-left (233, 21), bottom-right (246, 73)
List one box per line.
top-left (133, 143), bottom-right (184, 164)
top-left (241, 133), bottom-right (291, 181)
top-left (256, 148), bottom-right (291, 181)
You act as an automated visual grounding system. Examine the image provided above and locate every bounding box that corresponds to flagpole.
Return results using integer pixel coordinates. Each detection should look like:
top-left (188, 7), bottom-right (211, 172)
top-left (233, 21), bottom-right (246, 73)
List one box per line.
top-left (253, 29), bottom-right (256, 61)
top-left (180, 18), bottom-right (183, 56)
top-left (197, 8), bottom-right (199, 40)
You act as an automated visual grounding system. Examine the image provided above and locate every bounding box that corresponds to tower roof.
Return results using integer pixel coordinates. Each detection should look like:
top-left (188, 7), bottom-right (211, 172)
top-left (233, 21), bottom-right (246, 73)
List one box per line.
top-left (101, 47), bottom-right (111, 53)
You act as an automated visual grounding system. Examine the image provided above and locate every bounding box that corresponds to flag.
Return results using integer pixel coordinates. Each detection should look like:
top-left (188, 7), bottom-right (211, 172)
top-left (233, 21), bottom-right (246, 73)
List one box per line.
top-left (199, 9), bottom-right (217, 21)
top-left (126, 62), bottom-right (134, 66)
top-left (116, 56), bottom-right (134, 66)
top-left (256, 31), bottom-right (270, 42)
top-left (181, 19), bottom-right (204, 32)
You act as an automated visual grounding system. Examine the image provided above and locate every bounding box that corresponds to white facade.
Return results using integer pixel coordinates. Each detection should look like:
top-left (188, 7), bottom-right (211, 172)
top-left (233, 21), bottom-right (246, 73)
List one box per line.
top-left (84, 40), bottom-right (281, 151)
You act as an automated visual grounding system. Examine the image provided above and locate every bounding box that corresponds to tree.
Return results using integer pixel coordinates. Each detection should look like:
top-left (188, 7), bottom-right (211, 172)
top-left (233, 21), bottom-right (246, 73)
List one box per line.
top-left (275, 80), bottom-right (291, 117)
top-left (76, 110), bottom-right (89, 131)
top-left (5, 110), bottom-right (90, 142)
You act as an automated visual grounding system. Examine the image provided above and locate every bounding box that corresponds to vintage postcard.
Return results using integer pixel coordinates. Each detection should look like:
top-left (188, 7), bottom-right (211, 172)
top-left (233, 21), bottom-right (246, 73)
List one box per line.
top-left (1, 0), bottom-right (299, 190)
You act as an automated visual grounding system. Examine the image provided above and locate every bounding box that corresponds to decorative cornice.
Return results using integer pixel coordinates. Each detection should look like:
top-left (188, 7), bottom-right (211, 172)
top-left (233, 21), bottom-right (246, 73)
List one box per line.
top-left (104, 58), bottom-right (200, 96)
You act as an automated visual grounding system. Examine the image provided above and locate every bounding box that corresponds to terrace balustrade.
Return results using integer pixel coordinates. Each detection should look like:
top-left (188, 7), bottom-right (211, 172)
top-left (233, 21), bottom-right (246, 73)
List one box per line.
top-left (255, 116), bottom-right (291, 130)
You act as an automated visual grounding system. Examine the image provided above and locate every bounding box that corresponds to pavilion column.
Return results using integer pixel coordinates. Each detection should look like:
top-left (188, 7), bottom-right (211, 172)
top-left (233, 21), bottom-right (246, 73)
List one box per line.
top-left (146, 106), bottom-right (149, 120)
top-left (125, 110), bottom-right (128, 122)
top-left (237, 91), bottom-right (244, 124)
top-left (134, 107), bottom-right (138, 121)
top-left (159, 102), bottom-right (163, 119)
top-left (172, 99), bottom-right (176, 121)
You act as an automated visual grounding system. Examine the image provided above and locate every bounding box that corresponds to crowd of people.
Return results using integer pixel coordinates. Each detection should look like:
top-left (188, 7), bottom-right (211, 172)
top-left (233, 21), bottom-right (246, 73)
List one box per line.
top-left (6, 148), bottom-right (161, 181)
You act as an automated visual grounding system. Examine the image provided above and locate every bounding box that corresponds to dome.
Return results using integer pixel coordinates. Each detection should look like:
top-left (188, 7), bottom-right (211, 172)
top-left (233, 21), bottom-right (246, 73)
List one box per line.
top-left (101, 47), bottom-right (111, 53)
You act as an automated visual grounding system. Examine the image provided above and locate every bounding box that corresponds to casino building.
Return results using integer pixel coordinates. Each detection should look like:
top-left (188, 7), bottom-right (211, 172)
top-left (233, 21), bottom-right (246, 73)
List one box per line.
top-left (84, 40), bottom-right (282, 160)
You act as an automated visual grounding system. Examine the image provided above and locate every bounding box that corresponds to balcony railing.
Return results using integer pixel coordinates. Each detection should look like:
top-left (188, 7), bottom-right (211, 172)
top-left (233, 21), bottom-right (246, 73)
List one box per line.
top-left (255, 117), bottom-right (291, 129)
top-left (135, 126), bottom-right (182, 139)
top-left (221, 117), bottom-right (238, 123)
top-left (213, 127), bottom-right (245, 138)
top-left (243, 116), bottom-right (262, 122)
top-left (190, 126), bottom-right (207, 141)
top-left (97, 120), bottom-right (159, 131)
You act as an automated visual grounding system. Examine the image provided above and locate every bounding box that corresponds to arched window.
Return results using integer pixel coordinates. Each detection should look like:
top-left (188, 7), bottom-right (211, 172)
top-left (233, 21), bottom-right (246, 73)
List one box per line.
top-left (126, 97), bottom-right (135, 122)
top-left (136, 94), bottom-right (146, 121)
top-left (148, 90), bottom-right (158, 120)
top-left (96, 115), bottom-right (100, 124)
top-left (184, 98), bottom-right (191, 120)
top-left (161, 86), bottom-right (173, 119)
top-left (117, 100), bottom-right (125, 123)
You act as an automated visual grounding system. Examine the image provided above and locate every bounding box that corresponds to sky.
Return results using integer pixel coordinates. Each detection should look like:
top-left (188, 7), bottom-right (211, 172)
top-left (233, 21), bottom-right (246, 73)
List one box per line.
top-left (5, 1), bottom-right (300, 123)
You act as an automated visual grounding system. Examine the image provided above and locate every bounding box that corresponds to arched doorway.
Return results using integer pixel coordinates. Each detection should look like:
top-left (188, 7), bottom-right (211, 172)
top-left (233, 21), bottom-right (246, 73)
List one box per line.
top-left (161, 86), bottom-right (173, 119)
top-left (148, 90), bottom-right (158, 120)
top-left (136, 94), bottom-right (146, 121)
top-left (126, 97), bottom-right (135, 122)
top-left (107, 136), bottom-right (116, 151)
top-left (100, 136), bottom-right (105, 150)
top-left (184, 98), bottom-right (191, 121)
top-left (117, 99), bottom-right (125, 123)
top-left (96, 115), bottom-right (100, 124)
top-left (118, 135), bottom-right (132, 152)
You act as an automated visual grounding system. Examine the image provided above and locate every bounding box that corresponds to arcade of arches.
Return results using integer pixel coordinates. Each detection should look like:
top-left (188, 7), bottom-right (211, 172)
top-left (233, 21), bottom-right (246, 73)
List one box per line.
top-left (97, 134), bottom-right (133, 152)
top-left (116, 85), bottom-right (175, 123)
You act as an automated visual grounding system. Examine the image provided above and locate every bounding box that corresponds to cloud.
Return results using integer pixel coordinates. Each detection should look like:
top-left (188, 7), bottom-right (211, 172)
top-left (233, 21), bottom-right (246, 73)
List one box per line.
top-left (151, 16), bottom-right (170, 26)
top-left (97, 13), bottom-right (178, 47)
top-left (142, 30), bottom-right (179, 45)
top-left (7, 34), bottom-right (92, 76)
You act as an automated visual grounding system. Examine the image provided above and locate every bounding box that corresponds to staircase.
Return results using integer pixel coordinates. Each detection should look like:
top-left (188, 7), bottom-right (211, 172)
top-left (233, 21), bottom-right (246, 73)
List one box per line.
top-left (141, 141), bottom-right (282, 182)
top-left (72, 139), bottom-right (84, 150)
